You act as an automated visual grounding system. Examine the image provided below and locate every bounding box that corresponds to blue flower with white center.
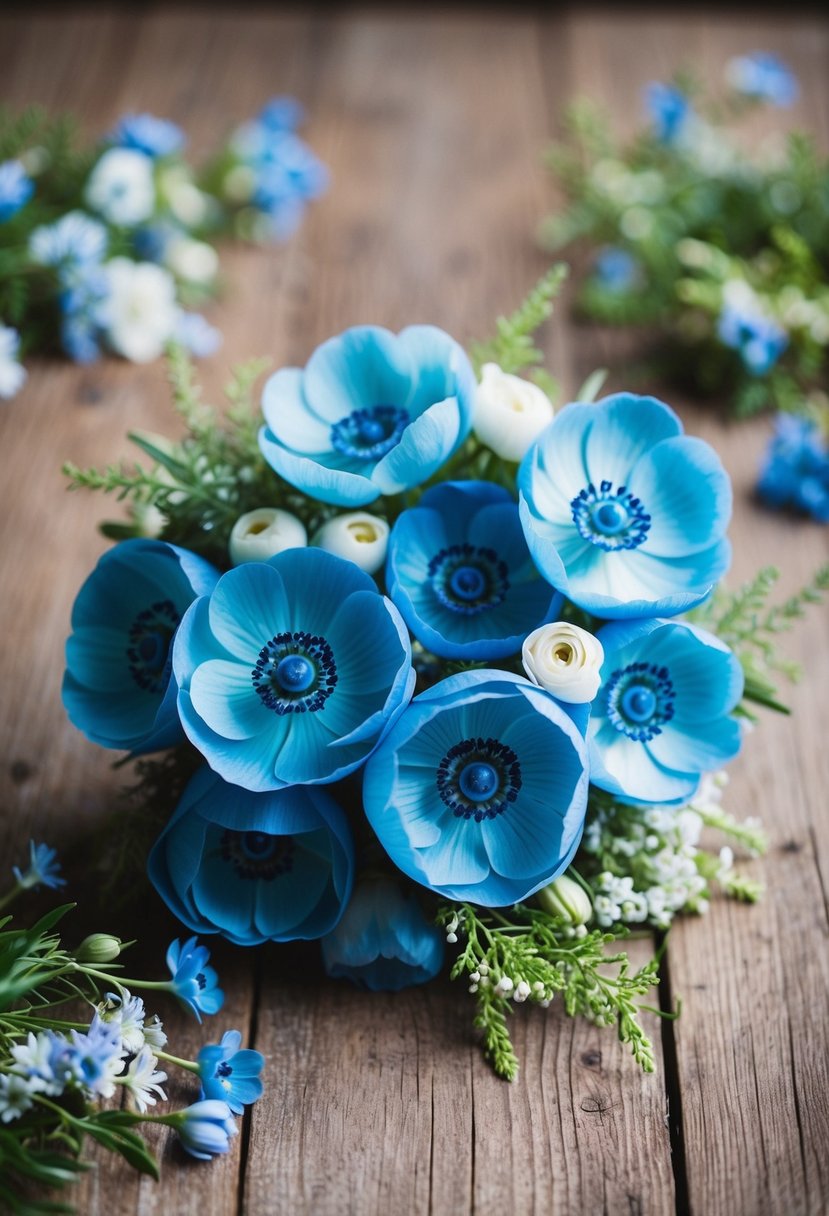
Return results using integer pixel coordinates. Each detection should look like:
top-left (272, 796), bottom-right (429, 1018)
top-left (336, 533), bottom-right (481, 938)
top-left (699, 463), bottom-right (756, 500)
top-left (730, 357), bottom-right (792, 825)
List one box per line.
top-left (148, 766), bottom-right (354, 944)
top-left (62, 539), bottom-right (219, 754)
top-left (49, 1015), bottom-right (124, 1098)
top-left (258, 325), bottom-right (476, 507)
top-left (726, 52), bottom-right (799, 107)
top-left (172, 547), bottom-right (414, 792)
top-left (757, 414), bottom-right (829, 523)
top-left (0, 160), bottom-right (34, 222)
top-left (363, 669), bottom-right (589, 907)
top-left (166, 936), bottom-right (224, 1021)
top-left (518, 393), bottom-right (732, 619)
top-left (111, 112), bottom-right (186, 158)
top-left (387, 481), bottom-right (561, 660)
top-left (29, 211), bottom-right (108, 268)
top-left (0, 324), bottom-right (26, 401)
top-left (197, 1030), bottom-right (264, 1113)
top-left (12, 841), bottom-right (65, 892)
top-left (717, 304), bottom-right (788, 375)
top-left (321, 876), bottom-right (444, 992)
top-left (588, 617), bottom-right (744, 805)
top-left (645, 82), bottom-right (692, 145)
top-left (175, 1099), bottom-right (237, 1161)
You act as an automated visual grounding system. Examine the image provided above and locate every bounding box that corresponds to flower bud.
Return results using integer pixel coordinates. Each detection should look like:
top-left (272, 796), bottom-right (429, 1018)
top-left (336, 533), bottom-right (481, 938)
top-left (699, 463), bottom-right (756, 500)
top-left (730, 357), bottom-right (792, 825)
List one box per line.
top-left (165, 236), bottom-right (219, 285)
top-left (75, 933), bottom-right (123, 964)
top-left (536, 875), bottom-right (593, 925)
top-left (522, 621), bottom-right (604, 704)
top-left (312, 512), bottom-right (389, 575)
top-left (229, 507), bottom-right (307, 565)
top-left (473, 363), bottom-right (554, 462)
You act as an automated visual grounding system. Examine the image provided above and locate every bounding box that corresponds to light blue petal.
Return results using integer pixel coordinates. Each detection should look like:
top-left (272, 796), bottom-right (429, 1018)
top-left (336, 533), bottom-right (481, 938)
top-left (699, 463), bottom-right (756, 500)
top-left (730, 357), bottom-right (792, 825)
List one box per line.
top-left (397, 325), bottom-right (476, 426)
top-left (303, 326), bottom-right (412, 422)
top-left (273, 548), bottom-right (376, 633)
top-left (261, 367), bottom-right (332, 453)
top-left (372, 395), bottom-right (464, 495)
top-left (588, 724), bottom-right (699, 804)
top-left (415, 818), bottom-right (490, 887)
top-left (178, 688), bottom-right (291, 793)
top-left (208, 563), bottom-right (290, 661)
top-left (646, 716), bottom-right (743, 773)
top-left (189, 659), bottom-right (273, 740)
top-left (629, 436), bottom-right (732, 556)
top-left (259, 425), bottom-right (379, 506)
top-left (519, 405), bottom-right (592, 510)
top-left (583, 393), bottom-right (682, 488)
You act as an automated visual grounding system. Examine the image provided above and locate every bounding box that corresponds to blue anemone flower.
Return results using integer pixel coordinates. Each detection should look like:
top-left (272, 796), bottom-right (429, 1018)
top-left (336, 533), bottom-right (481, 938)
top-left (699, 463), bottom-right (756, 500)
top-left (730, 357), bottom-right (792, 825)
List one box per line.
top-left (588, 617), bottom-right (744, 805)
top-left (176, 1099), bottom-right (237, 1160)
top-left (518, 393), bottom-right (732, 618)
top-left (727, 53), bottom-right (799, 107)
top-left (197, 1030), bottom-right (264, 1114)
top-left (757, 414), bottom-right (829, 523)
top-left (111, 113), bottom-right (186, 158)
top-left (321, 876), bottom-right (444, 992)
top-left (387, 481), bottom-right (561, 660)
top-left (173, 548), bottom-right (414, 792)
top-left (62, 540), bottom-right (219, 754)
top-left (258, 325), bottom-right (476, 507)
top-left (13, 841), bottom-right (65, 892)
top-left (148, 766), bottom-right (355, 944)
top-left (0, 160), bottom-right (34, 222)
top-left (645, 83), bottom-right (692, 145)
top-left (717, 304), bottom-right (788, 375)
top-left (166, 936), bottom-right (224, 1021)
top-left (363, 670), bottom-right (589, 907)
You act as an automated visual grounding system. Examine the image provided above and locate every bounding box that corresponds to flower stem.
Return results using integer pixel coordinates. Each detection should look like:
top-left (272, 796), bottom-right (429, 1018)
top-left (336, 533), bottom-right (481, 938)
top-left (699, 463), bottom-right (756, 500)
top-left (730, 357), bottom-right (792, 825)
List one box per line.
top-left (156, 1049), bottom-right (200, 1074)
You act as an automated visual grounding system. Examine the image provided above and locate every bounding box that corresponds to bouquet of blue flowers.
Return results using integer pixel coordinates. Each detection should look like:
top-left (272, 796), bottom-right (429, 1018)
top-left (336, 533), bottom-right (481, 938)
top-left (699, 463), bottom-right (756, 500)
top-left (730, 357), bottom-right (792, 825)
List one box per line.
top-left (0, 99), bottom-right (326, 394)
top-left (61, 271), bottom-right (827, 1081)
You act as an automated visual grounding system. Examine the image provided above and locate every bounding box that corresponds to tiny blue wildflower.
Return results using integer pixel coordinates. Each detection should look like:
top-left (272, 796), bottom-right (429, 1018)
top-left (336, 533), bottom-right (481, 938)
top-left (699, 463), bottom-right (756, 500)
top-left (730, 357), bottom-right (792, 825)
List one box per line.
top-left (387, 481), bottom-right (561, 660)
top-left (594, 247), bottom-right (641, 294)
top-left (197, 1030), bottom-right (264, 1113)
top-left (645, 82), bottom-right (692, 145)
top-left (717, 303), bottom-right (788, 375)
top-left (726, 52), bottom-right (799, 107)
top-left (0, 324), bottom-right (27, 400)
top-left (258, 96), bottom-right (305, 132)
top-left (148, 767), bottom-right (355, 944)
top-left (176, 1099), bottom-right (237, 1160)
top-left (111, 112), bottom-right (186, 158)
top-left (363, 669), bottom-right (590, 907)
top-left (259, 325), bottom-right (476, 506)
top-left (49, 1014), bottom-right (123, 1098)
top-left (0, 159), bottom-right (34, 222)
top-left (757, 414), bottom-right (829, 523)
top-left (29, 211), bottom-right (108, 267)
top-left (63, 539), bottom-right (219, 754)
top-left (174, 311), bottom-right (223, 358)
top-left (321, 876), bottom-right (444, 992)
top-left (166, 936), bottom-right (224, 1021)
top-left (58, 261), bottom-right (109, 363)
top-left (588, 617), bottom-right (744, 805)
top-left (518, 393), bottom-right (732, 618)
top-left (172, 548), bottom-right (414, 791)
top-left (12, 841), bottom-right (65, 892)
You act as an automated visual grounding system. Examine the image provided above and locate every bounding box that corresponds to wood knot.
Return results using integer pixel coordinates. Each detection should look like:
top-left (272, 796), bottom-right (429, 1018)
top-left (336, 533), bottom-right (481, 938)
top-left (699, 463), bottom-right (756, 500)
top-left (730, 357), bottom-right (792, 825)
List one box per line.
top-left (9, 759), bottom-right (34, 784)
top-left (580, 1049), bottom-right (602, 1070)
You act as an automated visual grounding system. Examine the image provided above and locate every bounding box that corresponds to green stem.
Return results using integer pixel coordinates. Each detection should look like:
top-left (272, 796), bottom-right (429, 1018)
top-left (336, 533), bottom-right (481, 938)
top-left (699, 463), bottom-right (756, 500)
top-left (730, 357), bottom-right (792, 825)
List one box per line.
top-left (156, 1049), bottom-right (200, 1074)
top-left (0, 883), bottom-right (22, 913)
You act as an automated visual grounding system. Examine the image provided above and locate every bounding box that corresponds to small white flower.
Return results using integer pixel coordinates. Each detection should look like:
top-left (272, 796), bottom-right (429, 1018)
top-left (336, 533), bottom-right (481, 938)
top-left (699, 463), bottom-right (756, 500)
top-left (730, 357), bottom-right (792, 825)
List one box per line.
top-left (0, 324), bottom-right (26, 400)
top-left (0, 1073), bottom-right (37, 1123)
top-left (98, 990), bottom-right (147, 1055)
top-left (142, 1014), bottom-right (167, 1051)
top-left (85, 148), bottom-right (155, 227)
top-left (495, 976), bottom-right (514, 995)
top-left (122, 1046), bottom-right (167, 1114)
top-left (473, 363), bottom-right (554, 462)
top-left (229, 507), bottom-right (308, 565)
top-left (165, 236), bottom-right (219, 285)
top-left (446, 932), bottom-right (458, 944)
top-left (98, 258), bottom-right (179, 363)
top-left (513, 980), bottom-right (531, 1003)
top-left (312, 512), bottom-right (389, 575)
top-left (522, 621), bottom-right (604, 704)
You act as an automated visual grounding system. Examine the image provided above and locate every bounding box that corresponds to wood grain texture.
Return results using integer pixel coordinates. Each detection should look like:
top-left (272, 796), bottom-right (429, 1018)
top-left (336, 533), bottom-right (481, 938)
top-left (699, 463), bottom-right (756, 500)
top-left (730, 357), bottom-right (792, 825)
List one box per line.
top-left (0, 8), bottom-right (826, 1215)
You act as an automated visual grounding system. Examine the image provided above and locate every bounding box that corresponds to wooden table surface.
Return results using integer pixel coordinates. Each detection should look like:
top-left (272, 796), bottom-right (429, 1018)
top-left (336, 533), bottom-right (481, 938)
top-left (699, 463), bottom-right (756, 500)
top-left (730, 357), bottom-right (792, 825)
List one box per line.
top-left (1, 8), bottom-right (828, 1215)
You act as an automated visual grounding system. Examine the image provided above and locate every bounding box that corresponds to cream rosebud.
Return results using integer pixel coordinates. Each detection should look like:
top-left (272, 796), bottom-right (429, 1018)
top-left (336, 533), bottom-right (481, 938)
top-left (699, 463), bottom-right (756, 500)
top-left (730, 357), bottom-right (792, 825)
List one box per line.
top-left (522, 622), bottom-right (604, 704)
top-left (229, 507), bottom-right (307, 565)
top-left (536, 875), bottom-right (593, 925)
top-left (312, 512), bottom-right (389, 575)
top-left (165, 236), bottom-right (219, 285)
top-left (75, 934), bottom-right (123, 964)
top-left (473, 362), bottom-right (555, 462)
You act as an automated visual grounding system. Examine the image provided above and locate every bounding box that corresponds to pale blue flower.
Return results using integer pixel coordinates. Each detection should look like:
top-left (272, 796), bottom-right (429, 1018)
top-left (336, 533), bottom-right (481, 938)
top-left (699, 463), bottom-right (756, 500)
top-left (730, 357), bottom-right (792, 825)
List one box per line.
top-left (645, 83), bottom-right (692, 144)
top-left (588, 617), bottom-right (744, 805)
top-left (258, 96), bottom-right (305, 132)
top-left (363, 669), bottom-right (590, 907)
top-left (29, 211), bottom-right (108, 267)
top-left (727, 52), bottom-right (799, 106)
top-left (321, 876), bottom-right (444, 992)
top-left (259, 325), bottom-right (476, 506)
top-left (0, 160), bottom-right (34, 222)
top-left (63, 539), bottom-right (219, 754)
top-left (148, 767), bottom-right (355, 944)
top-left (595, 247), bottom-right (640, 294)
top-left (48, 1015), bottom-right (123, 1098)
top-left (58, 261), bottom-right (109, 363)
top-left (12, 841), bottom-right (65, 891)
top-left (198, 1030), bottom-right (264, 1113)
top-left (111, 112), bottom-right (186, 158)
top-left (166, 936), bottom-right (224, 1021)
top-left (387, 481), bottom-right (561, 660)
top-left (518, 393), bottom-right (732, 618)
top-left (176, 1099), bottom-right (237, 1160)
top-left (0, 323), bottom-right (26, 400)
top-left (757, 414), bottom-right (829, 523)
top-left (173, 548), bottom-right (414, 791)
top-left (174, 311), bottom-right (223, 358)
top-left (717, 304), bottom-right (788, 375)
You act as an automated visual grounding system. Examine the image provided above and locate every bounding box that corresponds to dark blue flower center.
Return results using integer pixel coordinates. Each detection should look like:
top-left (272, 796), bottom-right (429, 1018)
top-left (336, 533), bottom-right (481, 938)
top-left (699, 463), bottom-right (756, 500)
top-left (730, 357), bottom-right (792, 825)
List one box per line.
top-left (428, 544), bottom-right (510, 615)
top-left (330, 405), bottom-right (410, 462)
top-left (216, 1061), bottom-right (233, 1078)
top-left (127, 599), bottom-right (180, 694)
top-left (571, 481), bottom-right (651, 551)
top-left (251, 630), bottom-right (337, 714)
top-left (605, 661), bottom-right (675, 741)
top-left (437, 737), bottom-right (522, 822)
top-left (221, 829), bottom-right (295, 881)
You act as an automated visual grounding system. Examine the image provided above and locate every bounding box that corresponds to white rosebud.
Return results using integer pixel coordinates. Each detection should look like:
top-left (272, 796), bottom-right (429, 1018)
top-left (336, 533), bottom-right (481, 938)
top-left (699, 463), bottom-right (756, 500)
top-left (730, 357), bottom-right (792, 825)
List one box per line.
top-left (165, 236), bottom-right (219, 285)
top-left (536, 874), bottom-right (593, 926)
top-left (229, 507), bottom-right (307, 565)
top-left (522, 621), bottom-right (604, 704)
top-left (473, 363), bottom-right (554, 462)
top-left (99, 258), bottom-right (179, 363)
top-left (312, 512), bottom-right (389, 575)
